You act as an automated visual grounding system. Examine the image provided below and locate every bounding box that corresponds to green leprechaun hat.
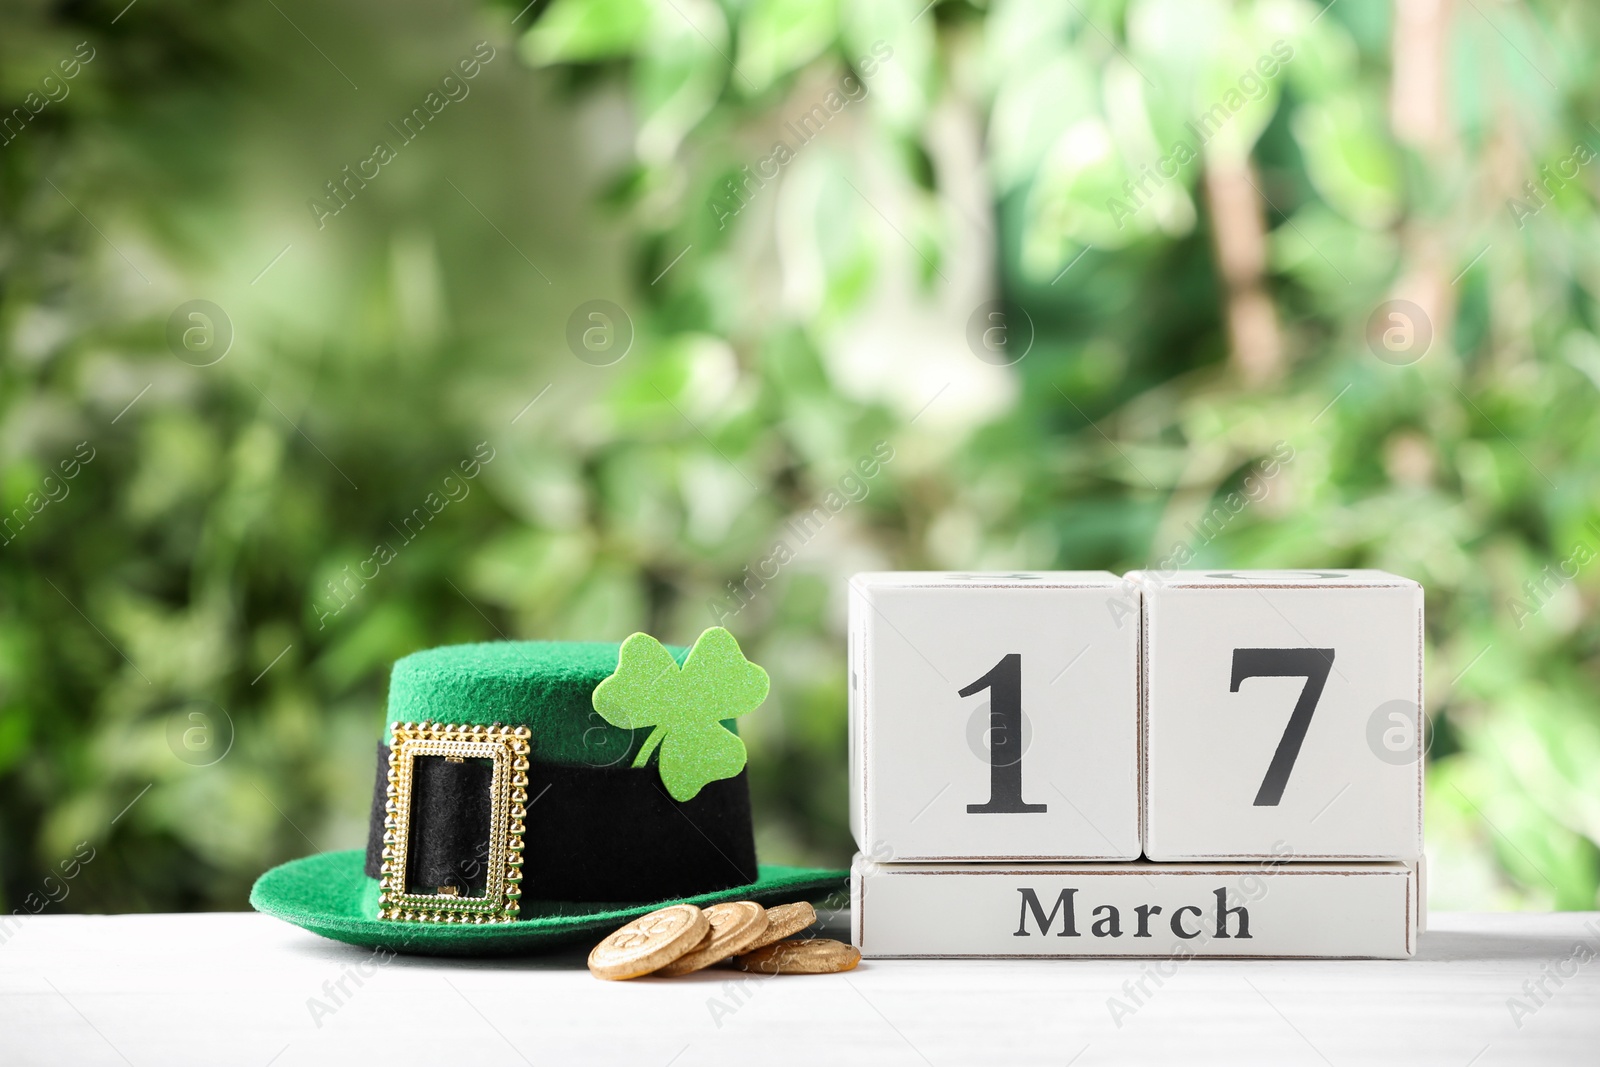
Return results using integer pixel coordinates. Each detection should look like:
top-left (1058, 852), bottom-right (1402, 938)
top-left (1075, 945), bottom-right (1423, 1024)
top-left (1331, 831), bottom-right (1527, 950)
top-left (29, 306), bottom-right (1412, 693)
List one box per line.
top-left (250, 628), bottom-right (845, 956)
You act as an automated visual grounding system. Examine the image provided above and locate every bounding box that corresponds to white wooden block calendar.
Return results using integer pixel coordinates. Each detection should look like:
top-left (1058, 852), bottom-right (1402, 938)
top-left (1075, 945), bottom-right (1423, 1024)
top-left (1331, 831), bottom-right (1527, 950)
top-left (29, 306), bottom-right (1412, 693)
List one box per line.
top-left (848, 571), bottom-right (1140, 862)
top-left (847, 569), bottom-right (1424, 960)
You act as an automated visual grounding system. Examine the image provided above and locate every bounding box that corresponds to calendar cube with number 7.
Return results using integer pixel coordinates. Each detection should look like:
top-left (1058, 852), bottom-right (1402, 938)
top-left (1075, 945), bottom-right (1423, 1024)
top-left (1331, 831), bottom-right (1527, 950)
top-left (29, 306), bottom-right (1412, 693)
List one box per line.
top-left (1136, 569), bottom-right (1423, 862)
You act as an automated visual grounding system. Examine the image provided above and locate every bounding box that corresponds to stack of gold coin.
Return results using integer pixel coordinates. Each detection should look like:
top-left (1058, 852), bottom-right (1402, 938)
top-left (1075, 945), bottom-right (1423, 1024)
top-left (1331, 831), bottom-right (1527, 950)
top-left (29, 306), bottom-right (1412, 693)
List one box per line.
top-left (587, 899), bottom-right (859, 979)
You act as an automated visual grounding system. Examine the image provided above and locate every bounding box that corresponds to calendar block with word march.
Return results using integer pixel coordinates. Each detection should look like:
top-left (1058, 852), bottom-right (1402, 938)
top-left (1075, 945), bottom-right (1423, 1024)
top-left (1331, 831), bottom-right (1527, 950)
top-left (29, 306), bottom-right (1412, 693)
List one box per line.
top-left (848, 570), bottom-right (1424, 960)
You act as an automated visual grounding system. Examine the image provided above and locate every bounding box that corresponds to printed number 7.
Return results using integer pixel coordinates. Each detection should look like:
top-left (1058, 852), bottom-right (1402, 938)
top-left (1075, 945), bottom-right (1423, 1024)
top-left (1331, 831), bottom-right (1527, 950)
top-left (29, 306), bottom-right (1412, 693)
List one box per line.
top-left (1230, 648), bottom-right (1335, 806)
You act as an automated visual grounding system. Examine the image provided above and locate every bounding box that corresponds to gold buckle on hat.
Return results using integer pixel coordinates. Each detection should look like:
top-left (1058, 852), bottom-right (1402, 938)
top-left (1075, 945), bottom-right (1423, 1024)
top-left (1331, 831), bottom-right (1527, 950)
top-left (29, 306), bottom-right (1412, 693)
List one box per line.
top-left (379, 721), bottom-right (530, 924)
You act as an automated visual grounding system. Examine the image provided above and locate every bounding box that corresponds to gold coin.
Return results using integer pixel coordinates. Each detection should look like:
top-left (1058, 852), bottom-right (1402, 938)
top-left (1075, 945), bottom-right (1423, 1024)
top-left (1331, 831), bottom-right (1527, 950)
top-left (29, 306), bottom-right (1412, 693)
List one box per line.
top-left (738, 901), bottom-right (817, 953)
top-left (588, 904), bottom-right (709, 981)
top-left (735, 937), bottom-right (861, 975)
top-left (655, 901), bottom-right (769, 977)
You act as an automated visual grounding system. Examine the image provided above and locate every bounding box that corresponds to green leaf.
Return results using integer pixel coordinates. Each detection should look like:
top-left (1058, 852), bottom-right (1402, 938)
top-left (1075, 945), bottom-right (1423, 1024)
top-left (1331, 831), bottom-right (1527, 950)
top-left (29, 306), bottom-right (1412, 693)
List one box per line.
top-left (676, 625), bottom-right (770, 723)
top-left (592, 631), bottom-right (682, 729)
top-left (735, 0), bottom-right (837, 95)
top-left (591, 627), bottom-right (769, 800)
top-left (660, 720), bottom-right (749, 803)
top-left (1291, 98), bottom-right (1401, 228)
top-left (520, 0), bottom-right (654, 65)
top-left (633, 10), bottom-right (727, 165)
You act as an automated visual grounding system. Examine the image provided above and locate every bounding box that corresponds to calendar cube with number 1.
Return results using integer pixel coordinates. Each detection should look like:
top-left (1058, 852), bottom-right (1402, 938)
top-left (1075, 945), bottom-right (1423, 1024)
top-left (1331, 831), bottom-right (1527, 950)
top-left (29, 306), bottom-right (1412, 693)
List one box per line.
top-left (848, 572), bottom-right (1140, 863)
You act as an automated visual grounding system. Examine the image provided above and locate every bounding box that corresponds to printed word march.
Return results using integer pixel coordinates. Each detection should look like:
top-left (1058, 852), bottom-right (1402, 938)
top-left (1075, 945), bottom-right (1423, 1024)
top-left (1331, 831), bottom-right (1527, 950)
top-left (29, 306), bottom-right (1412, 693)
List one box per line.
top-left (1013, 886), bottom-right (1252, 941)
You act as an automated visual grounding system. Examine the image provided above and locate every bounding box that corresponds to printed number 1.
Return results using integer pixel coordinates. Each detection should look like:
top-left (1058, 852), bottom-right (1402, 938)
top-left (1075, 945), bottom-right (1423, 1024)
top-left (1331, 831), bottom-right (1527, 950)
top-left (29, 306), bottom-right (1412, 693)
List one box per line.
top-left (962, 653), bottom-right (1047, 814)
top-left (1230, 648), bottom-right (1335, 806)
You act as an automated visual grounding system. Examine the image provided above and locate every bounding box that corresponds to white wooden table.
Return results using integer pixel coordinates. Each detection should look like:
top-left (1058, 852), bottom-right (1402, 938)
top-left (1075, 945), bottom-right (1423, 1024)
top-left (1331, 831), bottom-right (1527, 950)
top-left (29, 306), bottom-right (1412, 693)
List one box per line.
top-left (2, 911), bottom-right (1596, 1065)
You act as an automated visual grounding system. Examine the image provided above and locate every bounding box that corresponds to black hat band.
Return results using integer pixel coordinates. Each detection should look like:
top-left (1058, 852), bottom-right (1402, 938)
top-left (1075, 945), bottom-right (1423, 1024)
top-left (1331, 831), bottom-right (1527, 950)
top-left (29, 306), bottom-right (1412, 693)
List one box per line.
top-left (363, 741), bottom-right (759, 907)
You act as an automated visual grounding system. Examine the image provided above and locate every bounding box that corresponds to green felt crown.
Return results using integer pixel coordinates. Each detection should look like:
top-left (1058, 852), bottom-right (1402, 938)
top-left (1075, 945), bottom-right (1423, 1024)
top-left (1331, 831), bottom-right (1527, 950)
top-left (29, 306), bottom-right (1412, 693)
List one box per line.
top-left (385, 640), bottom-right (690, 768)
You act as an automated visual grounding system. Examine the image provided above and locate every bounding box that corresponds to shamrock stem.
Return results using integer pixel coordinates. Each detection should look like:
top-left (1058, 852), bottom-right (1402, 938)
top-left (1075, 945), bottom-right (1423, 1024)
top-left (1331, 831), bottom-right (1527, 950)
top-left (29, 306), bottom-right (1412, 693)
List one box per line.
top-left (632, 725), bottom-right (666, 769)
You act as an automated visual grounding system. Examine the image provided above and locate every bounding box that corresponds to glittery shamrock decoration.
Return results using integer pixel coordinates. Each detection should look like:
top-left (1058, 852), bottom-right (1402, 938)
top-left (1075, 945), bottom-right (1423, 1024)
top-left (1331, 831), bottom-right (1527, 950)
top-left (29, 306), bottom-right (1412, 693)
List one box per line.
top-left (591, 626), bottom-right (769, 802)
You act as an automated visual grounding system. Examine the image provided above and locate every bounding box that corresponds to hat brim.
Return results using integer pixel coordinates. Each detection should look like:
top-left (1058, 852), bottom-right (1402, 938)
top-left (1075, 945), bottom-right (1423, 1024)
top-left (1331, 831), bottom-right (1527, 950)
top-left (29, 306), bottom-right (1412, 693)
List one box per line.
top-left (250, 850), bottom-right (847, 957)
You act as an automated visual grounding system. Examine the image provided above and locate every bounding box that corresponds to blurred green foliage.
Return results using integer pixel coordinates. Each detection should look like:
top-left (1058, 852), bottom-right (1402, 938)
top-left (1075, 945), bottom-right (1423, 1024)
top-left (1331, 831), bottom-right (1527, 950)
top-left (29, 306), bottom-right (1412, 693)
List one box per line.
top-left (1, 0), bottom-right (1597, 915)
